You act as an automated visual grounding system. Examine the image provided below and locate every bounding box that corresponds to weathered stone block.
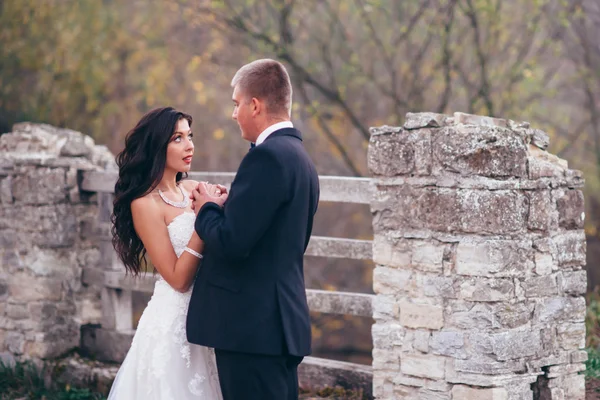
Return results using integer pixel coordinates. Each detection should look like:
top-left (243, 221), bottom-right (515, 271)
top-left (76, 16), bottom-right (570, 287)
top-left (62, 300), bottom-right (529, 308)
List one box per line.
top-left (557, 190), bottom-right (585, 229)
top-left (552, 231), bottom-right (586, 267)
top-left (432, 124), bottom-right (527, 178)
top-left (446, 301), bottom-right (493, 330)
top-left (522, 275), bottom-right (558, 298)
top-left (20, 248), bottom-right (77, 279)
top-left (412, 330), bottom-right (430, 353)
top-left (430, 331), bottom-right (466, 359)
top-left (0, 176), bottom-right (12, 204)
top-left (3, 123), bottom-right (95, 158)
top-left (453, 112), bottom-right (508, 128)
top-left (373, 266), bottom-right (411, 295)
top-left (534, 296), bottom-right (586, 323)
top-left (558, 271), bottom-right (587, 295)
top-left (5, 331), bottom-right (25, 354)
top-left (372, 323), bottom-right (404, 350)
top-left (459, 278), bottom-right (514, 302)
top-left (12, 168), bottom-right (67, 205)
top-left (508, 120), bottom-right (531, 131)
top-left (372, 294), bottom-right (398, 320)
top-left (534, 252), bottom-right (555, 275)
top-left (373, 376), bottom-right (394, 399)
top-left (416, 388), bottom-right (452, 400)
top-left (491, 329), bottom-right (542, 361)
top-left (492, 302), bottom-right (535, 329)
top-left (556, 323), bottom-right (586, 350)
top-left (372, 234), bottom-right (411, 267)
top-left (8, 273), bottom-right (63, 302)
top-left (455, 240), bottom-right (533, 277)
top-left (412, 242), bottom-right (446, 272)
top-left (28, 302), bottom-right (58, 321)
top-left (547, 363), bottom-right (586, 378)
top-left (548, 373), bottom-right (585, 400)
top-left (415, 274), bottom-right (456, 299)
top-left (540, 326), bottom-right (558, 356)
top-left (372, 348), bottom-right (400, 372)
top-left (401, 353), bottom-right (447, 379)
top-left (527, 190), bottom-right (557, 231)
top-left (25, 321), bottom-right (80, 358)
top-left (451, 385), bottom-right (508, 400)
top-left (400, 300), bottom-right (444, 329)
top-left (402, 329), bottom-right (430, 353)
top-left (565, 168), bottom-right (585, 188)
top-left (453, 357), bottom-right (525, 375)
top-left (5, 303), bottom-right (28, 320)
top-left (393, 373), bottom-right (427, 388)
top-left (527, 145), bottom-right (568, 180)
top-left (526, 128), bottom-right (550, 150)
top-left (571, 350), bottom-right (588, 363)
top-left (404, 112), bottom-right (448, 130)
top-left (372, 186), bottom-right (528, 235)
top-left (368, 127), bottom-right (432, 176)
top-left (373, 235), bottom-right (445, 273)
top-left (3, 204), bottom-right (77, 248)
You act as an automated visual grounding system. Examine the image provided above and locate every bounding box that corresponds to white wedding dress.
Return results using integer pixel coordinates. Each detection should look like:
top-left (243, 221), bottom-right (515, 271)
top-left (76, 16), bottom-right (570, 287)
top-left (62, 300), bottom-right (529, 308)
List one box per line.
top-left (108, 212), bottom-right (223, 400)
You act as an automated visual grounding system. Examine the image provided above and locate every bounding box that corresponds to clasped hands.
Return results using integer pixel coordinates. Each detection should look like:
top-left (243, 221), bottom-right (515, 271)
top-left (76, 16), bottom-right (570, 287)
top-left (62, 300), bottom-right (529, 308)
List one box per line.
top-left (190, 181), bottom-right (228, 215)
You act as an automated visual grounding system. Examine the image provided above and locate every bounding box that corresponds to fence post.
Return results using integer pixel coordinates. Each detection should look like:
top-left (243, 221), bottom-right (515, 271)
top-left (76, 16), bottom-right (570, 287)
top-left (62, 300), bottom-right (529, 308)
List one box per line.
top-left (369, 112), bottom-right (587, 399)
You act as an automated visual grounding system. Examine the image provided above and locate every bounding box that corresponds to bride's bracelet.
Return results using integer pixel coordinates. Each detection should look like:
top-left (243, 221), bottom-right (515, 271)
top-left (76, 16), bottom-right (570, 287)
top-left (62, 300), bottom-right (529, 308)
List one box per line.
top-left (184, 247), bottom-right (203, 259)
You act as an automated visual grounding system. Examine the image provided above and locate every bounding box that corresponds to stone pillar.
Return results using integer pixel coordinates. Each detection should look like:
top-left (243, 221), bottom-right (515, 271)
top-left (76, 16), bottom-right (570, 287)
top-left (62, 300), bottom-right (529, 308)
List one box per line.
top-left (369, 112), bottom-right (587, 400)
top-left (0, 123), bottom-right (114, 362)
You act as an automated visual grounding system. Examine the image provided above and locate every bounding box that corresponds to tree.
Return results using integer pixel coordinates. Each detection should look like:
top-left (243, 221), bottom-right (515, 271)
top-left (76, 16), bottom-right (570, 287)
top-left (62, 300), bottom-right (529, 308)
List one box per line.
top-left (177, 0), bottom-right (582, 177)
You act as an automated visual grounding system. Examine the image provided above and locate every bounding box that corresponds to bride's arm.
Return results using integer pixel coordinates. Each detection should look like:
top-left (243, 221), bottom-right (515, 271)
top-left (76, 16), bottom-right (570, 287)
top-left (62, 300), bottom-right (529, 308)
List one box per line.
top-left (131, 197), bottom-right (203, 292)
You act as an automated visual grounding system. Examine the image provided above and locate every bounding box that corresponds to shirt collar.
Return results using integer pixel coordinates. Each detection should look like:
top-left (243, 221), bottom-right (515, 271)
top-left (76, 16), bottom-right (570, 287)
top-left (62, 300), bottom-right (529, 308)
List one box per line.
top-left (255, 121), bottom-right (294, 146)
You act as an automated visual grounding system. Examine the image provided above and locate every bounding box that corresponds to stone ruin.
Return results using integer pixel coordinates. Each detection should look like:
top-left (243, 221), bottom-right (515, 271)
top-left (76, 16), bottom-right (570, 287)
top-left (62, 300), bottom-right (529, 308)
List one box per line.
top-left (369, 112), bottom-right (587, 399)
top-left (0, 112), bottom-right (589, 399)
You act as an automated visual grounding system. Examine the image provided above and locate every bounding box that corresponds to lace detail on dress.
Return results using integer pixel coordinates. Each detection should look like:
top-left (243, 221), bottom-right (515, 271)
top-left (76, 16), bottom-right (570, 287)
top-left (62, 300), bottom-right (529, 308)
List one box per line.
top-left (167, 211), bottom-right (197, 258)
top-left (107, 210), bottom-right (222, 399)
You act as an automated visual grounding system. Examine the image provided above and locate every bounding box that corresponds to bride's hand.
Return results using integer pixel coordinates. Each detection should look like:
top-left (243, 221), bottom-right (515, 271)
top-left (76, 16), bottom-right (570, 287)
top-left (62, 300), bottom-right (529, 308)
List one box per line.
top-left (191, 182), bottom-right (227, 213)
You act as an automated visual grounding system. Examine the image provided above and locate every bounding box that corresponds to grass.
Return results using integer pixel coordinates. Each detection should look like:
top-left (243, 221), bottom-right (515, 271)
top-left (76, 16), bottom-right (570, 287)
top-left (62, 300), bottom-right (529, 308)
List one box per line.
top-left (0, 360), bottom-right (106, 400)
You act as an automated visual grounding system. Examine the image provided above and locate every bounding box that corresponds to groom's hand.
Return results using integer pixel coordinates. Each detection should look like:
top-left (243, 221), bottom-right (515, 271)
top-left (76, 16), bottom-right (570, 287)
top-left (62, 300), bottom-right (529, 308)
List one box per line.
top-left (191, 182), bottom-right (228, 215)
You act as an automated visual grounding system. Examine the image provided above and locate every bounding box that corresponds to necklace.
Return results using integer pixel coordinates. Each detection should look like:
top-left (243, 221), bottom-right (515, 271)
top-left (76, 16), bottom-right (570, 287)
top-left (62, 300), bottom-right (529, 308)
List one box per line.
top-left (157, 185), bottom-right (190, 209)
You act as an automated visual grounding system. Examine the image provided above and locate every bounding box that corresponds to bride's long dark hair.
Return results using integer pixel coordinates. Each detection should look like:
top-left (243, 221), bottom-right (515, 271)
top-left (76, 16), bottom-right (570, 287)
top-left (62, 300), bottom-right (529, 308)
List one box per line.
top-left (111, 107), bottom-right (193, 276)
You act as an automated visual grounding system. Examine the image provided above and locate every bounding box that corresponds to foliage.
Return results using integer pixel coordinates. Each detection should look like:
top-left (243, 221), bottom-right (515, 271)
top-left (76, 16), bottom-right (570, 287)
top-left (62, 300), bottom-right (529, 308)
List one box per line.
top-left (6, 0), bottom-right (600, 226)
top-left (587, 290), bottom-right (600, 349)
top-left (586, 347), bottom-right (600, 380)
top-left (0, 360), bottom-right (106, 400)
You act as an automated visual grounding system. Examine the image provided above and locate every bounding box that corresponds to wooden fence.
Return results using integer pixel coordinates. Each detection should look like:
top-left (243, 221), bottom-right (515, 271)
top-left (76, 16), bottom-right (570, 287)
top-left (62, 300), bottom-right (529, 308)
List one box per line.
top-left (79, 171), bottom-right (375, 396)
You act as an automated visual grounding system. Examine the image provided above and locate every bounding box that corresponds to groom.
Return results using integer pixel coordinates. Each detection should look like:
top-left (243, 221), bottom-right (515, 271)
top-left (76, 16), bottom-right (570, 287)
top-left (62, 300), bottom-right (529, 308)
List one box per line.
top-left (187, 59), bottom-right (320, 400)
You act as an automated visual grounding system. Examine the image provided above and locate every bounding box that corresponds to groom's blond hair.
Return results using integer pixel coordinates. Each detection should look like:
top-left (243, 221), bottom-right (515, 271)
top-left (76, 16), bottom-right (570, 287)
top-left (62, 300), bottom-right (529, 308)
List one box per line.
top-left (231, 59), bottom-right (292, 118)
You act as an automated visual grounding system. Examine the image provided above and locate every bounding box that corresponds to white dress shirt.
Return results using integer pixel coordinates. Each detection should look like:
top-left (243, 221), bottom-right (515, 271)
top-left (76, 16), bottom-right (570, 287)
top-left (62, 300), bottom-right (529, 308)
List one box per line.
top-left (254, 121), bottom-right (294, 146)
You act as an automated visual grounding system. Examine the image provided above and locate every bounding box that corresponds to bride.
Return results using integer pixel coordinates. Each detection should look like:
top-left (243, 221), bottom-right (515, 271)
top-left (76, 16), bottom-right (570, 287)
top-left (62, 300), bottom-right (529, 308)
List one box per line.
top-left (108, 107), bottom-right (224, 399)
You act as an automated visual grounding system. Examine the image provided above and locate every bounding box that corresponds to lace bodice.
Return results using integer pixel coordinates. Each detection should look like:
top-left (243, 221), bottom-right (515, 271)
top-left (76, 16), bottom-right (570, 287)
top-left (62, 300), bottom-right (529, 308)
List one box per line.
top-left (167, 212), bottom-right (197, 258)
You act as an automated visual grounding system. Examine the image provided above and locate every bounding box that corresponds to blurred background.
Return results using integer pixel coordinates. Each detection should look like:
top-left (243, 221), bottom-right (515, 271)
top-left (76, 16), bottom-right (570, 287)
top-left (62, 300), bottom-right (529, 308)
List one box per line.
top-left (2, 0), bottom-right (600, 365)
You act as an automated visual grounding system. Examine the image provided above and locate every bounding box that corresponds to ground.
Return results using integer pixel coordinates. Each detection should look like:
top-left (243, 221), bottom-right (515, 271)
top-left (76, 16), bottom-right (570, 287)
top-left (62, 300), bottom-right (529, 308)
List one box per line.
top-left (588, 378), bottom-right (600, 399)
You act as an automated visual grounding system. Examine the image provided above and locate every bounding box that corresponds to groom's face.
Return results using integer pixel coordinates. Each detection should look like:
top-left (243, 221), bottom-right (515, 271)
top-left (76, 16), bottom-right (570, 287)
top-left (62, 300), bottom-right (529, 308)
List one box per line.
top-left (232, 85), bottom-right (257, 142)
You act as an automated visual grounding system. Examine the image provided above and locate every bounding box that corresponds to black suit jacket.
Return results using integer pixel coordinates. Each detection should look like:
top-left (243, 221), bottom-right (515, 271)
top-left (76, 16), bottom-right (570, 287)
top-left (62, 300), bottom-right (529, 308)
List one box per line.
top-left (187, 128), bottom-right (319, 357)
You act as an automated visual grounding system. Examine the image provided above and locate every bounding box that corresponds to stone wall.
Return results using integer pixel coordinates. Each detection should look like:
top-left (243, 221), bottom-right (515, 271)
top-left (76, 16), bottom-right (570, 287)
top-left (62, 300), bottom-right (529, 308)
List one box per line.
top-left (0, 123), bottom-right (114, 363)
top-left (369, 112), bottom-right (587, 399)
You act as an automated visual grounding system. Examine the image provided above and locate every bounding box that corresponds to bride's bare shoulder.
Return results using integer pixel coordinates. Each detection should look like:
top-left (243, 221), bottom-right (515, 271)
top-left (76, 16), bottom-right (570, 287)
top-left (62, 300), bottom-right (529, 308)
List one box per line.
top-left (131, 192), bottom-right (161, 216)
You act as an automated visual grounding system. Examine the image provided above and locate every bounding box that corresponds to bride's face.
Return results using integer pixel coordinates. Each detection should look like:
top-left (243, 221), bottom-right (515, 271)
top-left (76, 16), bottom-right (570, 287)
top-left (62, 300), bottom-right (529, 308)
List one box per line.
top-left (165, 118), bottom-right (194, 173)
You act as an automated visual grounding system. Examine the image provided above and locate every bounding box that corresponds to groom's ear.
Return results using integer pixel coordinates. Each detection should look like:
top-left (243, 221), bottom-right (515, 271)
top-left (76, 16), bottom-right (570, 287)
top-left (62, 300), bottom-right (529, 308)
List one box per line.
top-left (250, 97), bottom-right (261, 117)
